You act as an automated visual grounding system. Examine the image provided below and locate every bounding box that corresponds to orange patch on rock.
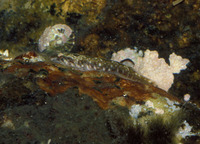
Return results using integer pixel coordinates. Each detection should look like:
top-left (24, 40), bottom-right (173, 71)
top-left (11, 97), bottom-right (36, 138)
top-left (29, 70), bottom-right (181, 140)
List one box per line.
top-left (2, 58), bottom-right (180, 109)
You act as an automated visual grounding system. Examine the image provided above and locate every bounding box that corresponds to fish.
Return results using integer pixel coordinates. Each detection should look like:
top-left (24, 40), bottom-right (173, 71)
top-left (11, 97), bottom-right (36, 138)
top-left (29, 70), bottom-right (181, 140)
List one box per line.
top-left (50, 52), bottom-right (181, 102)
top-left (51, 53), bottom-right (153, 85)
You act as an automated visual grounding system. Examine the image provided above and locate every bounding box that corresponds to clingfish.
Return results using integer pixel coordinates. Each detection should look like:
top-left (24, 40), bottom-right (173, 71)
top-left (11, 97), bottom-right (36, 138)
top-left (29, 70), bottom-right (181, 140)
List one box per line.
top-left (51, 53), bottom-right (153, 85)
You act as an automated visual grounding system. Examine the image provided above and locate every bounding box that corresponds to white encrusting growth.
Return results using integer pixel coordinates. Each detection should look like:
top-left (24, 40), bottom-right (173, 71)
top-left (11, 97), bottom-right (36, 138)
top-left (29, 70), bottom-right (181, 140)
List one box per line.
top-left (111, 48), bottom-right (190, 91)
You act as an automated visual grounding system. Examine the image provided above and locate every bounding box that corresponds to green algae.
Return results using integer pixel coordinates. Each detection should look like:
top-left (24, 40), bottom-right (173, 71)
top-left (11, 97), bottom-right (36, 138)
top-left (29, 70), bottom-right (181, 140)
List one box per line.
top-left (0, 89), bottom-right (112, 143)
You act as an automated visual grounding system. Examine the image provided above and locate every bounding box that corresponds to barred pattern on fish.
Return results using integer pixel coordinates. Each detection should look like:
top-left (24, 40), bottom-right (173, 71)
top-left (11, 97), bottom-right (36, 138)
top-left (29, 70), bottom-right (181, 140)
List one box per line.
top-left (51, 53), bottom-right (152, 85)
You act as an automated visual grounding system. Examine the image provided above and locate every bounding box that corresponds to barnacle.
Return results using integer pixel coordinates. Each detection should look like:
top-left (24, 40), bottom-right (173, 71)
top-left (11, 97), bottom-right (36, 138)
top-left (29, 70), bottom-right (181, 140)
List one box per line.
top-left (38, 24), bottom-right (74, 53)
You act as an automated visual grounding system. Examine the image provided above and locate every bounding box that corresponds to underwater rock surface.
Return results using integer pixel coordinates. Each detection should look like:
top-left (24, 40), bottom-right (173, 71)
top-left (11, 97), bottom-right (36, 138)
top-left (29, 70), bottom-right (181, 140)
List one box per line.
top-left (0, 52), bottom-right (199, 143)
top-left (0, 0), bottom-right (200, 143)
top-left (1, 52), bottom-right (180, 109)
